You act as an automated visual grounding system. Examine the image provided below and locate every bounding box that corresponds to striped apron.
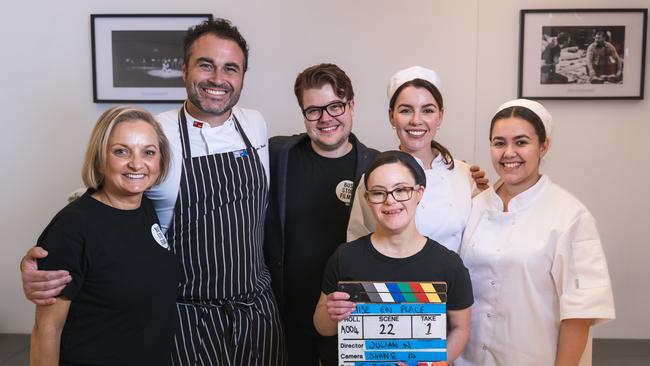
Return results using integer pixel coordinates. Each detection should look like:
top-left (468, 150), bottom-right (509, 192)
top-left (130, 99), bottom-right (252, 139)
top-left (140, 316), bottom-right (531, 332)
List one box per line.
top-left (169, 109), bottom-right (285, 365)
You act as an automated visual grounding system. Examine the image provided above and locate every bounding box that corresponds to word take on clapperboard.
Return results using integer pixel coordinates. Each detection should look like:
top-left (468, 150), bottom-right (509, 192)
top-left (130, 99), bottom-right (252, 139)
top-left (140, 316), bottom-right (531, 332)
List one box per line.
top-left (337, 281), bottom-right (448, 366)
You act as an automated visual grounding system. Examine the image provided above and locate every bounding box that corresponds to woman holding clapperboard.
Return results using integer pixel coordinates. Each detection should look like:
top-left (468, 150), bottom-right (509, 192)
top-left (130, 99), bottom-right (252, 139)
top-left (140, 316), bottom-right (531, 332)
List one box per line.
top-left (456, 99), bottom-right (615, 366)
top-left (313, 151), bottom-right (474, 364)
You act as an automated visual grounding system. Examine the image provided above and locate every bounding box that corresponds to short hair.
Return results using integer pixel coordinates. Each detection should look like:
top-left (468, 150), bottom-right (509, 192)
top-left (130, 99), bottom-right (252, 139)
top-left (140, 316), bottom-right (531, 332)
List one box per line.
top-left (294, 63), bottom-right (354, 108)
top-left (490, 106), bottom-right (547, 143)
top-left (82, 107), bottom-right (171, 190)
top-left (556, 32), bottom-right (570, 45)
top-left (183, 18), bottom-right (249, 72)
top-left (388, 78), bottom-right (455, 170)
top-left (594, 30), bottom-right (608, 40)
top-left (364, 150), bottom-right (427, 189)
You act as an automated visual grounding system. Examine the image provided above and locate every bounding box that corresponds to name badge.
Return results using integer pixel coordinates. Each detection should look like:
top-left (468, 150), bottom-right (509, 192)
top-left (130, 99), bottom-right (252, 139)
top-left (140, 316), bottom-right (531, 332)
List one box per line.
top-left (151, 224), bottom-right (169, 250)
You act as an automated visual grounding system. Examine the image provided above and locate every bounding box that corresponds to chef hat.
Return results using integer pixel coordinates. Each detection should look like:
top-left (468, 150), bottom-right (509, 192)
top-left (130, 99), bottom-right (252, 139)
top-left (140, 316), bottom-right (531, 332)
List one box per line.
top-left (387, 66), bottom-right (442, 100)
top-left (496, 99), bottom-right (553, 142)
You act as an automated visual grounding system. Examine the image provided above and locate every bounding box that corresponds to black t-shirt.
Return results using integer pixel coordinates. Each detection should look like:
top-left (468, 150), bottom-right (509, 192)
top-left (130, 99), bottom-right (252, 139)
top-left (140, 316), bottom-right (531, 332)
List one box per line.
top-left (37, 191), bottom-right (178, 366)
top-left (283, 139), bottom-right (357, 332)
top-left (322, 235), bottom-right (474, 311)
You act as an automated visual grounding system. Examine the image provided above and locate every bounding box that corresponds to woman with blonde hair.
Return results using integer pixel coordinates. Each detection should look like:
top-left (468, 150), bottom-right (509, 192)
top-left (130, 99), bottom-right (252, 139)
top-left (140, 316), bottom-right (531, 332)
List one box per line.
top-left (30, 107), bottom-right (178, 366)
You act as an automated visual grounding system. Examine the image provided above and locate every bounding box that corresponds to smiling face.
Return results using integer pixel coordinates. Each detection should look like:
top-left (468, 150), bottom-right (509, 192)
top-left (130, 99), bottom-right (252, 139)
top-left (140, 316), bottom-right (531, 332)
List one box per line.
top-left (490, 117), bottom-right (548, 195)
top-left (389, 86), bottom-right (443, 158)
top-left (183, 34), bottom-right (245, 126)
top-left (301, 83), bottom-right (354, 157)
top-left (100, 120), bottom-right (161, 203)
top-left (366, 162), bottom-right (423, 234)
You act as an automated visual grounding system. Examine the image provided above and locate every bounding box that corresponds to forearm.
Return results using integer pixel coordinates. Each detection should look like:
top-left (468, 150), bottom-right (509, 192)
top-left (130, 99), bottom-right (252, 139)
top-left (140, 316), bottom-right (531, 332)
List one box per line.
top-left (446, 324), bottom-right (470, 362)
top-left (555, 318), bottom-right (592, 366)
top-left (30, 324), bottom-right (61, 366)
top-left (313, 303), bottom-right (338, 336)
top-left (30, 301), bottom-right (70, 366)
top-left (446, 308), bottom-right (471, 362)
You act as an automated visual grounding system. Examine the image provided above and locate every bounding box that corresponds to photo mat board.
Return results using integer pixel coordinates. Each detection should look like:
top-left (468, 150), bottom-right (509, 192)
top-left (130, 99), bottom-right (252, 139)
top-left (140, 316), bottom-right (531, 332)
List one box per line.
top-left (518, 9), bottom-right (647, 99)
top-left (91, 14), bottom-right (213, 103)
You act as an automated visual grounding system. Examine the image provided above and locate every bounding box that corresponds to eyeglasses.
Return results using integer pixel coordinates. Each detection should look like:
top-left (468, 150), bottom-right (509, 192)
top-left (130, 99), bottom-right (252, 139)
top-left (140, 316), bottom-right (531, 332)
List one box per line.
top-left (365, 185), bottom-right (420, 204)
top-left (302, 101), bottom-right (349, 121)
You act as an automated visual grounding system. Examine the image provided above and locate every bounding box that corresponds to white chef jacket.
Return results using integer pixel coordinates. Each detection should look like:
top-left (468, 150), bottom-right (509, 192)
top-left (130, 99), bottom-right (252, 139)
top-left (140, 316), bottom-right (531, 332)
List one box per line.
top-left (146, 105), bottom-right (270, 232)
top-left (347, 153), bottom-right (475, 252)
top-left (456, 175), bottom-right (615, 366)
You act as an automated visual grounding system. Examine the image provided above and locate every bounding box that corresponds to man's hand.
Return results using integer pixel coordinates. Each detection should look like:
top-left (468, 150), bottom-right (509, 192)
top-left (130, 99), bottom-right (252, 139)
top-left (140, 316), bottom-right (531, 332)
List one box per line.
top-left (21, 247), bottom-right (70, 305)
top-left (469, 165), bottom-right (489, 191)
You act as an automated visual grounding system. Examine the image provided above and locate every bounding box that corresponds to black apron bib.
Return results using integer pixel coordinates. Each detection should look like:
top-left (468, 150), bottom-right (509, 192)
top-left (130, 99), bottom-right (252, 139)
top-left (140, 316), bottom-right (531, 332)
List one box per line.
top-left (169, 108), bottom-right (285, 365)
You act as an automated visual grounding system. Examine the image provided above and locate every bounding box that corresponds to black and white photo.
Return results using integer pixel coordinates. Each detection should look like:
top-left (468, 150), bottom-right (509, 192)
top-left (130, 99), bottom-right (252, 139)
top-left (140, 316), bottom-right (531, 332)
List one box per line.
top-left (92, 14), bottom-right (212, 103)
top-left (519, 9), bottom-right (647, 100)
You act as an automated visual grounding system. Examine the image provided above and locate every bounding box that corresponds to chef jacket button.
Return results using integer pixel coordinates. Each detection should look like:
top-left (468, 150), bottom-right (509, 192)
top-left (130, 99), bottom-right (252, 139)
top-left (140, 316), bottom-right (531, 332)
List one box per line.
top-left (482, 344), bottom-right (488, 351)
top-left (490, 280), bottom-right (496, 286)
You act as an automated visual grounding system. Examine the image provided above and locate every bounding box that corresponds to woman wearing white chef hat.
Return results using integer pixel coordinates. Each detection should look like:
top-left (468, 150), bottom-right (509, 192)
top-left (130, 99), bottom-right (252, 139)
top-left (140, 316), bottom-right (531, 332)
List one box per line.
top-left (347, 66), bottom-right (486, 253)
top-left (456, 99), bottom-right (615, 366)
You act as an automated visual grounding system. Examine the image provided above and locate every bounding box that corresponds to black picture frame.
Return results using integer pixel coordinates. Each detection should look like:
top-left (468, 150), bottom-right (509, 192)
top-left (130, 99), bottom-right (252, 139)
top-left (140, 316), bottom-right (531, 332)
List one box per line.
top-left (518, 8), bottom-right (647, 100)
top-left (91, 14), bottom-right (213, 103)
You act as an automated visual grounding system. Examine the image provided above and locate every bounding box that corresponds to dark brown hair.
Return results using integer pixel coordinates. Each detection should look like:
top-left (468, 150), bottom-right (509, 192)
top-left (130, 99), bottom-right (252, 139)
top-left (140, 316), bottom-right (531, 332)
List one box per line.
top-left (294, 63), bottom-right (354, 108)
top-left (183, 18), bottom-right (249, 71)
top-left (389, 78), bottom-right (454, 170)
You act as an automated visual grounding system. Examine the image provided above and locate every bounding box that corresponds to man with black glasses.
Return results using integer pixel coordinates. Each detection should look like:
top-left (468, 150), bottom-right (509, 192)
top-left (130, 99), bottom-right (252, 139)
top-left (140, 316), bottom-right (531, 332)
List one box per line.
top-left (264, 63), bottom-right (378, 365)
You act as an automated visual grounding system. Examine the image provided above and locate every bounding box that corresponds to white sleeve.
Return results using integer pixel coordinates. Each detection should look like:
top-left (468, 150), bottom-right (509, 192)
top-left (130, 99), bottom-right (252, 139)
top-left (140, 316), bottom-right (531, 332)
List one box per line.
top-left (551, 211), bottom-right (616, 324)
top-left (346, 174), bottom-right (376, 241)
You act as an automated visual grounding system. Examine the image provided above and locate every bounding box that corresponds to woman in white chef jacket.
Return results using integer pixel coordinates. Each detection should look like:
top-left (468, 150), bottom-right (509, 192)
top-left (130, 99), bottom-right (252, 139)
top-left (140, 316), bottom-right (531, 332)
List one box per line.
top-left (457, 99), bottom-right (615, 366)
top-left (347, 66), bottom-right (484, 252)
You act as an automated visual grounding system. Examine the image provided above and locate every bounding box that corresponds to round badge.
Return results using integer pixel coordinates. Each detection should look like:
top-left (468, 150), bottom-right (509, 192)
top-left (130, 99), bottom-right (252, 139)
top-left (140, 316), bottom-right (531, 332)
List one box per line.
top-left (151, 223), bottom-right (169, 250)
top-left (335, 180), bottom-right (354, 205)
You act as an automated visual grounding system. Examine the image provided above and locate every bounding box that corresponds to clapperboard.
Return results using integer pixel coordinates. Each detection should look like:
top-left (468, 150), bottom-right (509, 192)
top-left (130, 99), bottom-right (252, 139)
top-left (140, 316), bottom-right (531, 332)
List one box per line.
top-left (337, 281), bottom-right (448, 366)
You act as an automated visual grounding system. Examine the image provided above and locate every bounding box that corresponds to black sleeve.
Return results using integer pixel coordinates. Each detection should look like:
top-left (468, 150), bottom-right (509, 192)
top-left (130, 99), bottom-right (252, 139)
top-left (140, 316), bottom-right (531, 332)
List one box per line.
top-left (446, 253), bottom-right (474, 311)
top-left (321, 248), bottom-right (342, 295)
top-left (37, 211), bottom-right (87, 300)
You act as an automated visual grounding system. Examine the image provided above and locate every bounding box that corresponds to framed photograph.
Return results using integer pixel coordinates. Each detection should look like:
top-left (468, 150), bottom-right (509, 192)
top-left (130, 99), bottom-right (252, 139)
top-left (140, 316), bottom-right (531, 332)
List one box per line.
top-left (91, 14), bottom-right (213, 103)
top-left (518, 9), bottom-right (647, 100)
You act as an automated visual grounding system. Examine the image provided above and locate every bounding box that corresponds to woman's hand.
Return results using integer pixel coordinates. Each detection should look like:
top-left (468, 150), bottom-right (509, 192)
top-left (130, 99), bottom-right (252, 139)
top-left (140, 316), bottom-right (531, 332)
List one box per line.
top-left (325, 291), bottom-right (356, 321)
top-left (313, 291), bottom-right (356, 336)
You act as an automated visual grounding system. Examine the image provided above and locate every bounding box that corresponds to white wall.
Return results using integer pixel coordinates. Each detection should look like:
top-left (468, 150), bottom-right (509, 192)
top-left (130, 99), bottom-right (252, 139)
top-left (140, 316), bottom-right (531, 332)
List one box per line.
top-left (1, 0), bottom-right (648, 339)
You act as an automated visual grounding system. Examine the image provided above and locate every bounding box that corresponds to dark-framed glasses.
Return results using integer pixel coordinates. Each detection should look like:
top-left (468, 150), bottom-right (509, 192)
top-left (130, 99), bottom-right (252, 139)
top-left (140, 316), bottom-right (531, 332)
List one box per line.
top-left (365, 185), bottom-right (420, 204)
top-left (302, 101), bottom-right (349, 121)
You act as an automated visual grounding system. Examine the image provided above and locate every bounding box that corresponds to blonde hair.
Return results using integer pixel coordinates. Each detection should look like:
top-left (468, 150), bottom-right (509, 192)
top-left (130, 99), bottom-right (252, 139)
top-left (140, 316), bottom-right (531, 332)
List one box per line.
top-left (82, 106), bottom-right (170, 189)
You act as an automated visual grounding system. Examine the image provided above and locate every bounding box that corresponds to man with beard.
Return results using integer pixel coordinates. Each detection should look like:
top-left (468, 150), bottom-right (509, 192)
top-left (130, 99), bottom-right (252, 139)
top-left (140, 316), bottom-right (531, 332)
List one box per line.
top-left (586, 30), bottom-right (623, 83)
top-left (20, 19), bottom-right (285, 365)
top-left (264, 63), bottom-right (379, 365)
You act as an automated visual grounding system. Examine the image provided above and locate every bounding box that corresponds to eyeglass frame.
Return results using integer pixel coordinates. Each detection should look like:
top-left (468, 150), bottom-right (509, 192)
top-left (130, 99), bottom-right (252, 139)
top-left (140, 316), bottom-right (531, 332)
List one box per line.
top-left (301, 100), bottom-right (350, 121)
top-left (364, 185), bottom-right (422, 204)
